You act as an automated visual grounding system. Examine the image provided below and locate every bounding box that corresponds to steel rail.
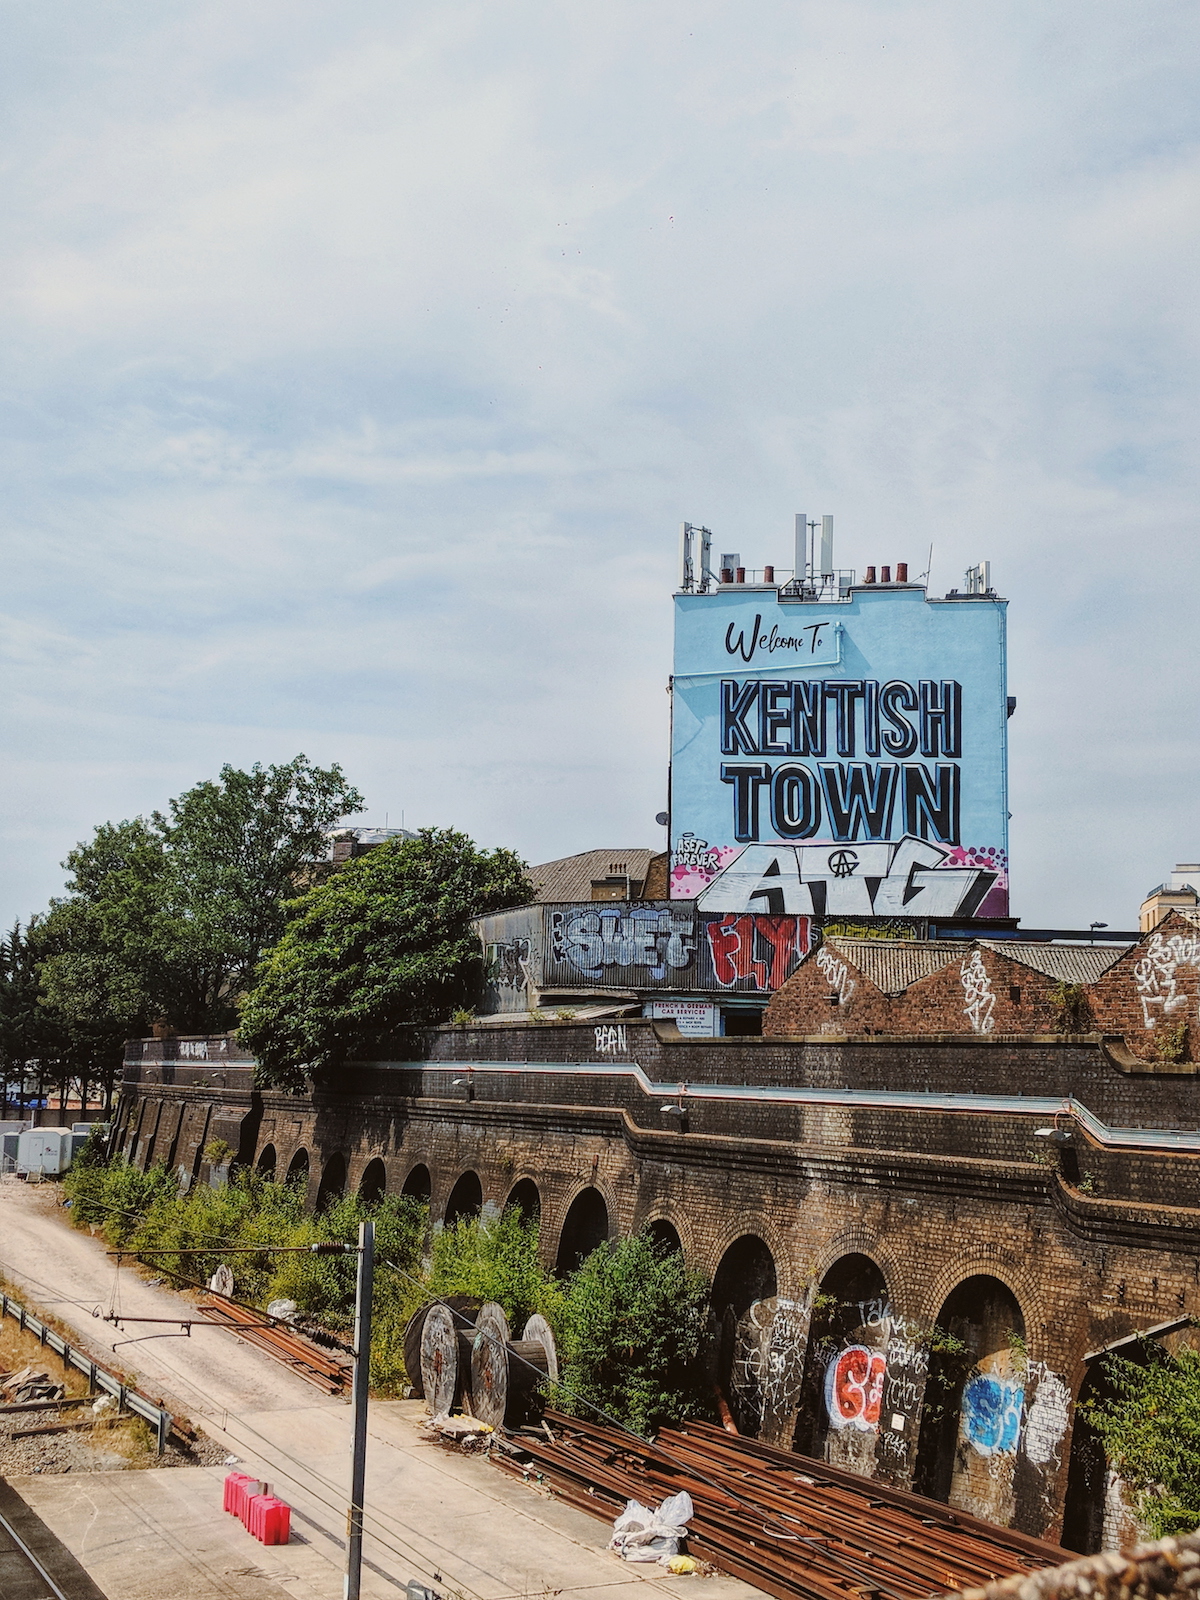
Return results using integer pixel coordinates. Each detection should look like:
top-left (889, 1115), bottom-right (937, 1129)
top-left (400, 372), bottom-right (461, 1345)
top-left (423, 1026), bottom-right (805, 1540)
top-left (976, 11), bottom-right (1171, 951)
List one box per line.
top-left (0, 1502), bottom-right (72, 1600)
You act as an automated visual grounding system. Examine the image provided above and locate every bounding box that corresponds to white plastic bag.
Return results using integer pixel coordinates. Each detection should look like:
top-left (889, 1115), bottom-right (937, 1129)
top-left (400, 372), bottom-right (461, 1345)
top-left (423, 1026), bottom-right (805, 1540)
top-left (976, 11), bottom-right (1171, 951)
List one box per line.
top-left (608, 1491), bottom-right (694, 1563)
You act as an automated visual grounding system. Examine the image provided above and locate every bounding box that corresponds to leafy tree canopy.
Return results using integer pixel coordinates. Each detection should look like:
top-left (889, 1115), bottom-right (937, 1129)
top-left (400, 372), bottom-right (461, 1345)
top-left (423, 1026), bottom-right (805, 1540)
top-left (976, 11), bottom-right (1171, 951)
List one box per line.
top-left (1082, 1341), bottom-right (1200, 1537)
top-left (238, 826), bottom-right (532, 1089)
top-left (37, 756), bottom-right (362, 1044)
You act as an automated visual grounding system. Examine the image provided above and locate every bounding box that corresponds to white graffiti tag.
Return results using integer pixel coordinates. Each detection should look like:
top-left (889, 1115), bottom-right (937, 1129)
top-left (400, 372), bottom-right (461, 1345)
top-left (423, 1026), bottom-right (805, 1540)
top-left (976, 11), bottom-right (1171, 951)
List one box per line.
top-left (960, 951), bottom-right (996, 1033)
top-left (593, 1024), bottom-right (628, 1055)
top-left (817, 946), bottom-right (857, 1006)
top-left (1133, 930), bottom-right (1200, 1029)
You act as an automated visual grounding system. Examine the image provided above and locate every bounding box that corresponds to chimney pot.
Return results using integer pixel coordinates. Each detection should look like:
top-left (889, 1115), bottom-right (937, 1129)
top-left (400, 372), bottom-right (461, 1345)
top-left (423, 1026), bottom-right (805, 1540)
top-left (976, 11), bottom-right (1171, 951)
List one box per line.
top-left (720, 568), bottom-right (733, 584)
top-left (865, 566), bottom-right (877, 583)
top-left (735, 567), bottom-right (745, 584)
top-left (763, 565), bottom-right (774, 584)
top-left (881, 565), bottom-right (892, 583)
top-left (896, 562), bottom-right (908, 582)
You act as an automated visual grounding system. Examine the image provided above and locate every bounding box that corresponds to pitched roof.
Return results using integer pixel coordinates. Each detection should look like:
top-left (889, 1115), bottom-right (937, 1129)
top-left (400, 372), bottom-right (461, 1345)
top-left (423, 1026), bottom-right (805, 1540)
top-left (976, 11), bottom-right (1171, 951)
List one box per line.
top-left (978, 940), bottom-right (1132, 983)
top-left (527, 849), bottom-right (657, 903)
top-left (825, 938), bottom-right (966, 996)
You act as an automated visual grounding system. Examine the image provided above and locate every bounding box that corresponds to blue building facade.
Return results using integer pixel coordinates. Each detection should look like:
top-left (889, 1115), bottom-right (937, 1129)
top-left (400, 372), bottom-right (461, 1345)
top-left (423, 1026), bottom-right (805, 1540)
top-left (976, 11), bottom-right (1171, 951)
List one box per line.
top-left (670, 568), bottom-right (1010, 919)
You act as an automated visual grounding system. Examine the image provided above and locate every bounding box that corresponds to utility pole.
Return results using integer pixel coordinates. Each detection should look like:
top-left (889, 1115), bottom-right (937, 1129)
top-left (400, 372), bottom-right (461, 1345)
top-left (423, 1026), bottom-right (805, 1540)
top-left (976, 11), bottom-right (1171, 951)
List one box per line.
top-left (345, 1218), bottom-right (374, 1600)
top-left (345, 1222), bottom-right (374, 1600)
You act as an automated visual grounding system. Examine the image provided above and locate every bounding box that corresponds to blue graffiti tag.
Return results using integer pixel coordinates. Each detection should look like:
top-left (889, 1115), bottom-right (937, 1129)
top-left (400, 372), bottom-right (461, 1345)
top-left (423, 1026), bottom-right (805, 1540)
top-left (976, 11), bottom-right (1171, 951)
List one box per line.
top-left (961, 1374), bottom-right (1024, 1456)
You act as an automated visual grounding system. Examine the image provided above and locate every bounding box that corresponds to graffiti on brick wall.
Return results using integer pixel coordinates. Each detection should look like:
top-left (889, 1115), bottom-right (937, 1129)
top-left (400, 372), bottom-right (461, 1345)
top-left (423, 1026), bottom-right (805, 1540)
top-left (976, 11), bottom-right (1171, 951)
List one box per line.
top-left (825, 1346), bottom-right (887, 1430)
top-left (960, 950), bottom-right (996, 1033)
top-left (550, 907), bottom-right (695, 982)
top-left (1133, 928), bottom-right (1200, 1029)
top-left (962, 1372), bottom-right (1024, 1455)
top-left (822, 919), bottom-right (920, 942)
top-left (1022, 1364), bottom-right (1071, 1469)
top-left (705, 914), bottom-right (810, 991)
top-left (817, 945), bottom-right (857, 1005)
top-left (593, 1024), bottom-right (628, 1055)
top-left (731, 1296), bottom-right (810, 1425)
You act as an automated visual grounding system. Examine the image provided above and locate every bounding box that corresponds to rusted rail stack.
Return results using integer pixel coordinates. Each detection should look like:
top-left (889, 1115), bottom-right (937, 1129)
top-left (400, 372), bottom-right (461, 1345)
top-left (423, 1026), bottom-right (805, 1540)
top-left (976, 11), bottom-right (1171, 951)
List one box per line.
top-left (198, 1296), bottom-right (351, 1395)
top-left (494, 1412), bottom-right (1064, 1600)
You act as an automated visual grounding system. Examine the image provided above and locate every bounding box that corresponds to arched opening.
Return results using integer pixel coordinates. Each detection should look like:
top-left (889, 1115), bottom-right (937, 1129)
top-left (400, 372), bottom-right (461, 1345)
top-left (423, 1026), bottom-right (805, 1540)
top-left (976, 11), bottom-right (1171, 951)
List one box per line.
top-left (1061, 1367), bottom-right (1109, 1555)
top-left (285, 1148), bottom-right (310, 1187)
top-left (793, 1253), bottom-right (889, 1473)
top-left (444, 1170), bottom-right (483, 1226)
top-left (316, 1152), bottom-right (347, 1212)
top-left (401, 1163), bottom-right (432, 1201)
top-left (711, 1235), bottom-right (778, 1437)
top-left (914, 1275), bottom-right (1026, 1523)
top-left (504, 1178), bottom-right (541, 1221)
top-left (555, 1187), bottom-right (610, 1274)
top-left (358, 1158), bottom-right (387, 1206)
top-left (256, 1144), bottom-right (277, 1180)
top-left (646, 1218), bottom-right (683, 1257)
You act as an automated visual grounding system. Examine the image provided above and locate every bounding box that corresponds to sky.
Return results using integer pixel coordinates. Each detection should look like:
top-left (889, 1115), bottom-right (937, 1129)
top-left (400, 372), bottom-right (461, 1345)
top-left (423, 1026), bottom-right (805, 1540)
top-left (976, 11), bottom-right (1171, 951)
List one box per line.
top-left (1, 0), bottom-right (1198, 930)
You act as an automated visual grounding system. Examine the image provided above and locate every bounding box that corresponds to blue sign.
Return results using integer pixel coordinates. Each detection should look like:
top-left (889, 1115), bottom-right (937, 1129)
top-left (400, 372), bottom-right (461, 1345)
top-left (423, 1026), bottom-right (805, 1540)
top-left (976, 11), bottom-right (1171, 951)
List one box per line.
top-left (670, 581), bottom-right (1009, 917)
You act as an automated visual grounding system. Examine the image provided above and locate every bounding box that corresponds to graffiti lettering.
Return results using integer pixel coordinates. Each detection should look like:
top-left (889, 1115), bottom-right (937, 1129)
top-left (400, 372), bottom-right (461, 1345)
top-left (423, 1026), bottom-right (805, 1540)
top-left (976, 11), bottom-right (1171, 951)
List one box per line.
top-left (962, 1374), bottom-right (1024, 1455)
top-left (817, 946), bottom-right (856, 1006)
top-left (706, 915), bottom-right (807, 991)
top-left (487, 937), bottom-right (533, 992)
top-left (551, 907), bottom-right (695, 982)
top-left (1023, 1370), bottom-right (1070, 1468)
top-left (960, 950), bottom-right (996, 1034)
top-left (695, 836), bottom-right (996, 919)
top-left (178, 1040), bottom-right (209, 1060)
top-left (1133, 930), bottom-right (1200, 1029)
top-left (825, 1346), bottom-right (887, 1431)
top-left (593, 1025), bottom-right (628, 1055)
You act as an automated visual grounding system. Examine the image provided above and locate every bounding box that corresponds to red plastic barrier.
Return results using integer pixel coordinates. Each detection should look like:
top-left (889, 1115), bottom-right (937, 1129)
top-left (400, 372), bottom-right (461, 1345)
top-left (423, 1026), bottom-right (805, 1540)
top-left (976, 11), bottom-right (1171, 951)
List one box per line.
top-left (223, 1472), bottom-right (253, 1516)
top-left (248, 1495), bottom-right (291, 1546)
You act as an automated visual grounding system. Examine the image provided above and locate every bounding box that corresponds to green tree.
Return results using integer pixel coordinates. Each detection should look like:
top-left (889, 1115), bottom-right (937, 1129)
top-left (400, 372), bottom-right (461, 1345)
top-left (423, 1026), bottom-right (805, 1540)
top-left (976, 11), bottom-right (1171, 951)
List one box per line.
top-left (1082, 1342), bottom-right (1200, 1537)
top-left (36, 757), bottom-right (362, 1047)
top-left (239, 827), bottom-right (532, 1089)
top-left (554, 1231), bottom-right (714, 1435)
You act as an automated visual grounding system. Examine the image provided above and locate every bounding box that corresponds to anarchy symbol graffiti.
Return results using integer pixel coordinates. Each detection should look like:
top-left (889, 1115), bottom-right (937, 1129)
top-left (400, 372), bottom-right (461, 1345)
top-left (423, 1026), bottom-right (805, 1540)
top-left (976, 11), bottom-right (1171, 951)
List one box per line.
top-left (827, 849), bottom-right (860, 879)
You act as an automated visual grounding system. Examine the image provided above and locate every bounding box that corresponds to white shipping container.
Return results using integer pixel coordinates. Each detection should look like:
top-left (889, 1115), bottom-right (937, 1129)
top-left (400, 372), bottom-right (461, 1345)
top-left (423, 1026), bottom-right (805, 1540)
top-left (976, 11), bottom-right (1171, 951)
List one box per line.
top-left (17, 1127), bottom-right (75, 1176)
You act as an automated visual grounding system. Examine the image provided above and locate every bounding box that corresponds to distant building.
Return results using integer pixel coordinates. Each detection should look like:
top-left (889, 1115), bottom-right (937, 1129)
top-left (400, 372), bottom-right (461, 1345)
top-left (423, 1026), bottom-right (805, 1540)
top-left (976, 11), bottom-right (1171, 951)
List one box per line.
top-left (527, 849), bottom-right (663, 903)
top-left (325, 826), bottom-right (417, 865)
top-left (1140, 863), bottom-right (1200, 932)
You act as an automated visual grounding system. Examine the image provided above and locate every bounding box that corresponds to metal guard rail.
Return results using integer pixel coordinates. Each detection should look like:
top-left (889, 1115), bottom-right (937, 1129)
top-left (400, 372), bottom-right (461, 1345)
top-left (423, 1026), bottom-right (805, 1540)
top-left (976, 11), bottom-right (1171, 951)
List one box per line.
top-left (0, 1290), bottom-right (175, 1452)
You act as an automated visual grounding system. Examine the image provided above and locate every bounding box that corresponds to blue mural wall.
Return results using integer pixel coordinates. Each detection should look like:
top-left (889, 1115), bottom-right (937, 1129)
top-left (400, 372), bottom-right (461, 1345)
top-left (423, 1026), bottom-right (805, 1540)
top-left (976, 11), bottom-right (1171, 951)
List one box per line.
top-left (670, 583), bottom-right (1009, 917)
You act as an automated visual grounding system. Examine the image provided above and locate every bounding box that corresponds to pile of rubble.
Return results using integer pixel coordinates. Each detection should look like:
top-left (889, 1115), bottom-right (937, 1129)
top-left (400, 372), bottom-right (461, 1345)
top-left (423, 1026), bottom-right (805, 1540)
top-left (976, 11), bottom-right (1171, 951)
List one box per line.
top-left (0, 1365), bottom-right (65, 1404)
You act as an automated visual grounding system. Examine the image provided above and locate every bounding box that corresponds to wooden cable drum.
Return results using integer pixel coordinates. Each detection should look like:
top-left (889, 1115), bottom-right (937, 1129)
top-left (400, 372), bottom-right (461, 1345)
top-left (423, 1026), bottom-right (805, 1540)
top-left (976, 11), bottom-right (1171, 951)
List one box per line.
top-left (469, 1304), bottom-right (559, 1430)
top-left (404, 1295), bottom-right (483, 1398)
top-left (420, 1305), bottom-right (460, 1418)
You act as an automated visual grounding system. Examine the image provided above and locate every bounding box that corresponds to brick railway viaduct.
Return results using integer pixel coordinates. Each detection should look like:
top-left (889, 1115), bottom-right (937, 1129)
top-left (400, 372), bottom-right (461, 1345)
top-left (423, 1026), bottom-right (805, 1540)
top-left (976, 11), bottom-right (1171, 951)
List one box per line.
top-left (115, 1017), bottom-right (1200, 1555)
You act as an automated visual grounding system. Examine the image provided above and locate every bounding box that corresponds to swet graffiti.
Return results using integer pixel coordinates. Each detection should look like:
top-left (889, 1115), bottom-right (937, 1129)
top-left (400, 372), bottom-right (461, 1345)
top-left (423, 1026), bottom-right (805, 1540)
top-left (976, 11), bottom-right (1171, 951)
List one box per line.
top-left (1022, 1367), bottom-right (1071, 1469)
top-left (705, 915), bottom-right (809, 991)
top-left (550, 907), bottom-right (695, 982)
top-left (593, 1025), bottom-right (628, 1055)
top-left (825, 1346), bottom-right (887, 1431)
top-left (817, 946), bottom-right (857, 1005)
top-left (693, 836), bottom-right (997, 919)
top-left (1133, 929), bottom-right (1200, 1029)
top-left (960, 951), bottom-right (996, 1034)
top-left (962, 1373), bottom-right (1024, 1455)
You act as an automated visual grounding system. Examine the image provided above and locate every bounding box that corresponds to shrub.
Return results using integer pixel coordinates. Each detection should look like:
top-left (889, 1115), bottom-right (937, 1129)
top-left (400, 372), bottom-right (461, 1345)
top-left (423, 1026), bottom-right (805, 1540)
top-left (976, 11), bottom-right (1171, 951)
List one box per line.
top-left (1082, 1342), bottom-right (1200, 1537)
top-left (553, 1230), bottom-right (713, 1435)
top-left (422, 1208), bottom-right (561, 1332)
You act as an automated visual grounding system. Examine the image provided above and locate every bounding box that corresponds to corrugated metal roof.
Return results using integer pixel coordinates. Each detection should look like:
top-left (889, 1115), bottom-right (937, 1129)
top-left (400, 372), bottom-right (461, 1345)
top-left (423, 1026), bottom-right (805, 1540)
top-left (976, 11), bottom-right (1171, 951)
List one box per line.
top-left (825, 939), bottom-right (966, 995)
top-left (528, 849), bottom-right (657, 903)
top-left (978, 940), bottom-right (1132, 983)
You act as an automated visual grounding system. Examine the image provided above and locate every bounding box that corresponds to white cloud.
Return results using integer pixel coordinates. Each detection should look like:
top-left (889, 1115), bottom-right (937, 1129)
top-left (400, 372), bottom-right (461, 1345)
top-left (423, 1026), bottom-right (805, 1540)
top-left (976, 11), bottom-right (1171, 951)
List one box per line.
top-left (1, 0), bottom-right (1198, 926)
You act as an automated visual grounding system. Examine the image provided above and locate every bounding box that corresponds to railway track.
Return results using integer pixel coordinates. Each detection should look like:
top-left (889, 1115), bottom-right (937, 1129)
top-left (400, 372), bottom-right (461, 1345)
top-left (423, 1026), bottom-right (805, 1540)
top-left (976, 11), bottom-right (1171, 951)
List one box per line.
top-left (496, 1412), bottom-right (1065, 1600)
top-left (197, 1294), bottom-right (352, 1394)
top-left (0, 1479), bottom-right (106, 1600)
